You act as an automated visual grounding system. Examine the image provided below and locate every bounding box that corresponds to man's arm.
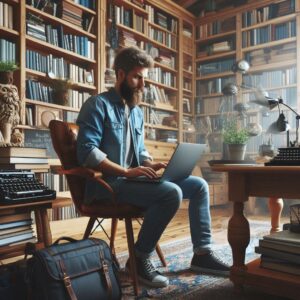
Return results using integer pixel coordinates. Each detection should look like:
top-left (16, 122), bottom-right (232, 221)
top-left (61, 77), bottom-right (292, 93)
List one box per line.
top-left (97, 158), bottom-right (159, 178)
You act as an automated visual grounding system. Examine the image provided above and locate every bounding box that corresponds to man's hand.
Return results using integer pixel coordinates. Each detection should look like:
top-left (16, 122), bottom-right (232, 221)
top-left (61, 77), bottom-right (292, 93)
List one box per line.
top-left (142, 160), bottom-right (167, 171)
top-left (124, 166), bottom-right (158, 178)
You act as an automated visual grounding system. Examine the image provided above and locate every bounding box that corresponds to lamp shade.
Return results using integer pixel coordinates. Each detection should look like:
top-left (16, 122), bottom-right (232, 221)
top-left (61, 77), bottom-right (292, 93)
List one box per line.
top-left (222, 83), bottom-right (238, 96)
top-left (267, 113), bottom-right (290, 134)
top-left (232, 60), bottom-right (250, 74)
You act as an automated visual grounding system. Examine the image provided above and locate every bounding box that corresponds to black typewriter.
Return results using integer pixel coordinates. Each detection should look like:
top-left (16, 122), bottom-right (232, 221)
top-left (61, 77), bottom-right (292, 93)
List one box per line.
top-left (0, 170), bottom-right (56, 203)
top-left (265, 147), bottom-right (300, 166)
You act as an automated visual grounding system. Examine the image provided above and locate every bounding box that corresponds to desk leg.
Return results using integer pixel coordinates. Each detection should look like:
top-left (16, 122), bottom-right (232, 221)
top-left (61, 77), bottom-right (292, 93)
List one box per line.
top-left (268, 198), bottom-right (283, 233)
top-left (228, 202), bottom-right (250, 291)
top-left (40, 208), bottom-right (52, 246)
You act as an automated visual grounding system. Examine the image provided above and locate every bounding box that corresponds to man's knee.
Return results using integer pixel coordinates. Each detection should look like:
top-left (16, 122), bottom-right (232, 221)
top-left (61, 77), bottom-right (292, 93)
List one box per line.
top-left (165, 184), bottom-right (182, 209)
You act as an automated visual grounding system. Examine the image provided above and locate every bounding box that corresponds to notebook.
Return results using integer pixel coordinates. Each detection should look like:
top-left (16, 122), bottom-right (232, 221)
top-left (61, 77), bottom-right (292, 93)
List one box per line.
top-left (126, 143), bottom-right (206, 183)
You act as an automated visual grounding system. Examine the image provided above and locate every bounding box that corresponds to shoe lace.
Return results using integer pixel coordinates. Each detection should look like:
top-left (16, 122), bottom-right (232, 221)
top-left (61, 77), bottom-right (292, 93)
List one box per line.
top-left (142, 258), bottom-right (157, 273)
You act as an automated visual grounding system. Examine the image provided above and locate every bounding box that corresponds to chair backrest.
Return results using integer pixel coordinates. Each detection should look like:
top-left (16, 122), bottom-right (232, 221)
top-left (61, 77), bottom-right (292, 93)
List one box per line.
top-left (49, 120), bottom-right (85, 212)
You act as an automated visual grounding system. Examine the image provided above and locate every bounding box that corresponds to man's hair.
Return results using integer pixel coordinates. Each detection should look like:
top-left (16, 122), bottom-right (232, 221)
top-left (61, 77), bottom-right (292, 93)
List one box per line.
top-left (114, 47), bottom-right (154, 77)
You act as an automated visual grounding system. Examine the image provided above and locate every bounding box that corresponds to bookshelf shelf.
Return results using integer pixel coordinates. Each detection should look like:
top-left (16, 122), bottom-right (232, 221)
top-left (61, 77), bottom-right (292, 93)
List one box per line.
top-left (26, 36), bottom-right (96, 64)
top-left (25, 99), bottom-right (80, 112)
top-left (241, 13), bottom-right (297, 32)
top-left (195, 30), bottom-right (236, 43)
top-left (113, 0), bottom-right (149, 15)
top-left (145, 78), bottom-right (177, 90)
top-left (154, 61), bottom-right (177, 73)
top-left (0, 26), bottom-right (19, 37)
top-left (196, 50), bottom-right (236, 62)
top-left (65, 0), bottom-right (96, 15)
top-left (246, 59), bottom-right (297, 73)
top-left (148, 21), bottom-right (177, 36)
top-left (195, 71), bottom-right (233, 80)
top-left (26, 5), bottom-right (97, 40)
top-left (242, 37), bottom-right (297, 52)
top-left (145, 123), bottom-right (178, 131)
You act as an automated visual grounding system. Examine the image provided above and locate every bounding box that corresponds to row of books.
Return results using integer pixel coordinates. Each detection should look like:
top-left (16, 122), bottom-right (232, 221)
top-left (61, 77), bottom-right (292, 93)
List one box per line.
top-left (26, 20), bottom-right (95, 59)
top-left (196, 76), bottom-right (235, 95)
top-left (148, 68), bottom-right (176, 88)
top-left (196, 16), bottom-right (235, 40)
top-left (0, 38), bottom-right (16, 62)
top-left (256, 230), bottom-right (300, 276)
top-left (26, 0), bottom-right (95, 11)
top-left (0, 212), bottom-right (36, 247)
top-left (197, 58), bottom-right (235, 76)
top-left (242, 0), bottom-right (295, 27)
top-left (242, 20), bottom-right (296, 48)
top-left (26, 79), bottom-right (91, 108)
top-left (146, 5), bottom-right (178, 34)
top-left (0, 1), bottom-right (13, 29)
top-left (0, 146), bottom-right (49, 172)
top-left (26, 50), bottom-right (95, 85)
top-left (113, 5), bottom-right (146, 34)
top-left (148, 27), bottom-right (177, 50)
top-left (144, 84), bottom-right (176, 108)
top-left (243, 67), bottom-right (297, 89)
top-left (48, 204), bottom-right (80, 221)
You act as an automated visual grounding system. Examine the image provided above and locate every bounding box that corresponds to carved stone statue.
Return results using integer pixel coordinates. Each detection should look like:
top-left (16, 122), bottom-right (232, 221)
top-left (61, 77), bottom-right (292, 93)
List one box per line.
top-left (0, 84), bottom-right (22, 146)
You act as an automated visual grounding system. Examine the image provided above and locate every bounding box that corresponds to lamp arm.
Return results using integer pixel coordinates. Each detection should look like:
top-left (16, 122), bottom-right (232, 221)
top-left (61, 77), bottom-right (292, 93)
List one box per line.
top-left (279, 101), bottom-right (300, 118)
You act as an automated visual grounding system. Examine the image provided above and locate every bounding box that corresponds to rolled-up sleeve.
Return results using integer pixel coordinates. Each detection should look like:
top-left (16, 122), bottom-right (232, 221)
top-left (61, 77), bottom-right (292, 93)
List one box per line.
top-left (76, 96), bottom-right (107, 168)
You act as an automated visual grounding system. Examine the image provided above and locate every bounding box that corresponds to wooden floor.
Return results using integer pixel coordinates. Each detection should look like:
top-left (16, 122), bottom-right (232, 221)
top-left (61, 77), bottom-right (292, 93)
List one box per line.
top-left (50, 204), bottom-right (289, 255)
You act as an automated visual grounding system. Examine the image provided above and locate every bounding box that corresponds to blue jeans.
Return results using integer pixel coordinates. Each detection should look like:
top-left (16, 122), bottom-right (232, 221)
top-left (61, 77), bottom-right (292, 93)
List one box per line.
top-left (111, 176), bottom-right (211, 257)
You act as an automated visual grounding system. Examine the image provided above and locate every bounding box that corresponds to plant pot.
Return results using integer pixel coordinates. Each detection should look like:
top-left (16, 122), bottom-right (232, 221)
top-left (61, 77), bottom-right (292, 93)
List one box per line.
top-left (226, 144), bottom-right (247, 160)
top-left (0, 71), bottom-right (13, 84)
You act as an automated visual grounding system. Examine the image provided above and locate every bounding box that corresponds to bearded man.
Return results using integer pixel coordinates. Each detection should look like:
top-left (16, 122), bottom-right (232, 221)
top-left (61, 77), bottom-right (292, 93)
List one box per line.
top-left (76, 47), bottom-right (229, 288)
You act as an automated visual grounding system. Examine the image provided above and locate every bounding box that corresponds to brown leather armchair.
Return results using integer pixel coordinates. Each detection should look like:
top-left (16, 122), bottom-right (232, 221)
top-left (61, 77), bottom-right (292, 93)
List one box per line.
top-left (49, 120), bottom-right (166, 295)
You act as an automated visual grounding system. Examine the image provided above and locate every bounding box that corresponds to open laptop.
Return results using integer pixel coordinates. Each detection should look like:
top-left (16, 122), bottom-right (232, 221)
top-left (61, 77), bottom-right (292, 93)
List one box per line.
top-left (126, 143), bottom-right (206, 183)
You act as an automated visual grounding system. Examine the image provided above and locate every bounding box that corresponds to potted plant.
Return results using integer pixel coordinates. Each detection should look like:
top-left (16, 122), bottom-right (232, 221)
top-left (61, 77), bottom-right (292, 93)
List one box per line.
top-left (51, 79), bottom-right (72, 106)
top-left (222, 119), bottom-right (249, 160)
top-left (0, 61), bottom-right (18, 84)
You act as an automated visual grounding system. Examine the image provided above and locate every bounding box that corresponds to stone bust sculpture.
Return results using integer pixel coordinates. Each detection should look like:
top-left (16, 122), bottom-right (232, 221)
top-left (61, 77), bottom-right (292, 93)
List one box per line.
top-left (0, 84), bottom-right (22, 145)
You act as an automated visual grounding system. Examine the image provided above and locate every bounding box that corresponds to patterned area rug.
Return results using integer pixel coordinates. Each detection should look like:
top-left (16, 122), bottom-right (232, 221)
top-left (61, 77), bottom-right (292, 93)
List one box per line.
top-left (117, 220), bottom-right (289, 300)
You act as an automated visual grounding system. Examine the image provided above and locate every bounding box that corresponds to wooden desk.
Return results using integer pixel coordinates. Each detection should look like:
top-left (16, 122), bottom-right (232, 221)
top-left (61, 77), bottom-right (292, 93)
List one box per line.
top-left (0, 200), bottom-right (53, 260)
top-left (211, 165), bottom-right (300, 300)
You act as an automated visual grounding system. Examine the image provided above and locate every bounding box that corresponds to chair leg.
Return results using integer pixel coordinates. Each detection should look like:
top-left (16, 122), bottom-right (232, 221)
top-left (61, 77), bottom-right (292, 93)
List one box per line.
top-left (83, 217), bottom-right (96, 239)
top-left (125, 218), bottom-right (139, 296)
top-left (155, 244), bottom-right (167, 267)
top-left (110, 218), bottom-right (119, 268)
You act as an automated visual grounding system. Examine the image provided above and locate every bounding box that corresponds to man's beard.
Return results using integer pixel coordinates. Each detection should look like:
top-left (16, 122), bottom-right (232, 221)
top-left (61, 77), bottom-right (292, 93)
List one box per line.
top-left (120, 79), bottom-right (143, 107)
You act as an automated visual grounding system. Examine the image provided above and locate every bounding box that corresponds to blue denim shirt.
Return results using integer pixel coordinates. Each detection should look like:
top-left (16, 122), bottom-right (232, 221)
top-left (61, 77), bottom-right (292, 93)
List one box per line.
top-left (76, 88), bottom-right (152, 203)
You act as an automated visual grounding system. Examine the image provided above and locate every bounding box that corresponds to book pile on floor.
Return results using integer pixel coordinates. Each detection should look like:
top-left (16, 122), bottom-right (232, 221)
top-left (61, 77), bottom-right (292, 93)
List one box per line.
top-left (0, 147), bottom-right (49, 173)
top-left (0, 212), bottom-right (36, 247)
top-left (255, 230), bottom-right (300, 276)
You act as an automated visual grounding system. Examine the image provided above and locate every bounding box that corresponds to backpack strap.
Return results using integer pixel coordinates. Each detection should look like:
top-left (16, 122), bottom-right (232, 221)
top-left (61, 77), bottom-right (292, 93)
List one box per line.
top-left (58, 259), bottom-right (78, 300)
top-left (99, 249), bottom-right (113, 300)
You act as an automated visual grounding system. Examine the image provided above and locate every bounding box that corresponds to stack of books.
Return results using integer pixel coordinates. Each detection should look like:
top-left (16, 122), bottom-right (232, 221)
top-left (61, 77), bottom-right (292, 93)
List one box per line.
top-left (0, 212), bottom-right (36, 247)
top-left (0, 147), bottom-right (49, 173)
top-left (256, 230), bottom-right (300, 276)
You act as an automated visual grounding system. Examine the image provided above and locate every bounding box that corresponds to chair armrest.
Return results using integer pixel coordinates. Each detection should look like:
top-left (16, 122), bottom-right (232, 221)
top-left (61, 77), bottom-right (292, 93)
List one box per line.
top-left (56, 166), bottom-right (114, 194)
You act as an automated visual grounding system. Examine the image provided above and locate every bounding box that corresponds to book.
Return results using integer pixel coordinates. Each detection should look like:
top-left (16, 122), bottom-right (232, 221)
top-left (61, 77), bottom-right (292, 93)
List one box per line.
top-left (0, 231), bottom-right (34, 246)
top-left (9, 236), bottom-right (37, 246)
top-left (0, 163), bottom-right (49, 170)
top-left (259, 239), bottom-right (300, 255)
top-left (0, 212), bottom-right (31, 224)
top-left (261, 260), bottom-right (300, 276)
top-left (0, 157), bottom-right (48, 164)
top-left (0, 228), bottom-right (33, 240)
top-left (0, 224), bottom-right (32, 236)
top-left (255, 246), bottom-right (300, 264)
top-left (263, 230), bottom-right (300, 245)
top-left (0, 147), bottom-right (46, 158)
top-left (0, 219), bottom-right (32, 230)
